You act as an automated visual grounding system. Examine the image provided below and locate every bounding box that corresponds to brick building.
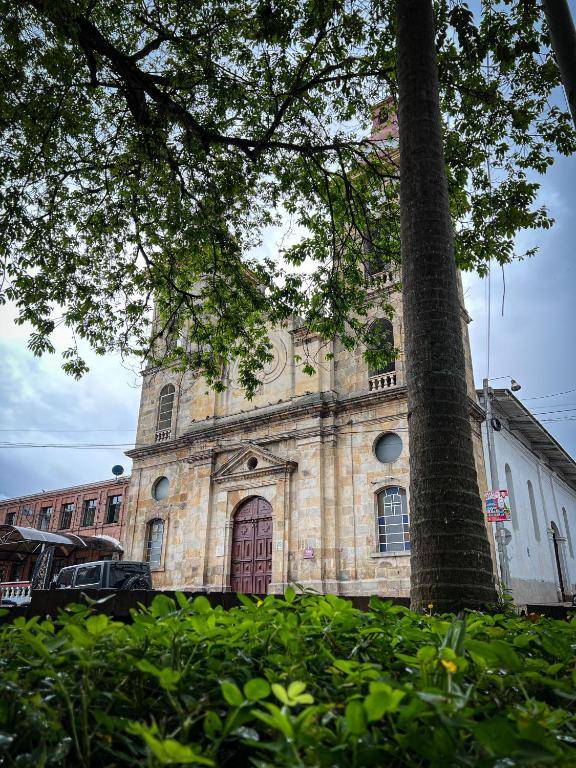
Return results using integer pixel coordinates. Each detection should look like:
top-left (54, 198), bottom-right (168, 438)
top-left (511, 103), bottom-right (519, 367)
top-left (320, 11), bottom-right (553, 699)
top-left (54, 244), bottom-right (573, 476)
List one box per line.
top-left (0, 477), bottom-right (129, 583)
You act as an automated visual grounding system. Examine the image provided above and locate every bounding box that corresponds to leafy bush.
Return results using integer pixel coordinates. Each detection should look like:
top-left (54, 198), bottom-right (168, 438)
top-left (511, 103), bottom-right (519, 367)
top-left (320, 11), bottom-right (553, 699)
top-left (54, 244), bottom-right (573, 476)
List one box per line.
top-left (0, 591), bottom-right (575, 766)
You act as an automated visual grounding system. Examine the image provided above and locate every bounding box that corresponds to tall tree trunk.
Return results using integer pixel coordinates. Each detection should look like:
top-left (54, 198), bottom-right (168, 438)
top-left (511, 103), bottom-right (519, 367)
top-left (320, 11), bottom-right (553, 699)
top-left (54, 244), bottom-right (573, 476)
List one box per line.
top-left (396, 0), bottom-right (497, 612)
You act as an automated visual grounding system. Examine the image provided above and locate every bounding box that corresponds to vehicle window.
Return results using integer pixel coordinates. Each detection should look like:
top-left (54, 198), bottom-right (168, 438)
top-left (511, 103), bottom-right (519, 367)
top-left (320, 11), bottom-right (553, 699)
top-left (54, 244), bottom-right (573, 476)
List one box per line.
top-left (74, 564), bottom-right (102, 587)
top-left (56, 569), bottom-right (74, 588)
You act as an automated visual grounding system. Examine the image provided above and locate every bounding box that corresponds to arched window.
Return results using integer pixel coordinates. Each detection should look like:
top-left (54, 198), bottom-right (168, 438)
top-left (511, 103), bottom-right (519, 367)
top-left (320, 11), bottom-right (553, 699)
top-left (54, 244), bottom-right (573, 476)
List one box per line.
top-left (527, 480), bottom-right (540, 542)
top-left (504, 464), bottom-right (519, 531)
top-left (376, 487), bottom-right (410, 553)
top-left (157, 384), bottom-right (175, 432)
top-left (562, 507), bottom-right (574, 558)
top-left (367, 319), bottom-right (395, 376)
top-left (145, 518), bottom-right (165, 570)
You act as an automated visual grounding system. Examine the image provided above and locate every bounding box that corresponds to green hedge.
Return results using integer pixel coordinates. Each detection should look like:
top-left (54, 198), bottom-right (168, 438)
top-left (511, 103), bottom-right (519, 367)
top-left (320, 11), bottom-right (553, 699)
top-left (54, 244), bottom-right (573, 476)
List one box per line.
top-left (0, 592), bottom-right (575, 766)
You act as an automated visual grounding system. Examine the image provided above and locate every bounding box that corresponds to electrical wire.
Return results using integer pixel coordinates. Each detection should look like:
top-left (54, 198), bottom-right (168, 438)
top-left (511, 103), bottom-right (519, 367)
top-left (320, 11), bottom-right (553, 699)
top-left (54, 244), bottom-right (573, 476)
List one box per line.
top-left (521, 387), bottom-right (576, 401)
top-left (0, 428), bottom-right (136, 433)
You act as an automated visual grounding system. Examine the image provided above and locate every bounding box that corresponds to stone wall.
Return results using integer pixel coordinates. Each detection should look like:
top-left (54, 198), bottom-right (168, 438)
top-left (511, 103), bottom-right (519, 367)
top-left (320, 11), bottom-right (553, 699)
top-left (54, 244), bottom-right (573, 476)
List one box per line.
top-left (126, 277), bottom-right (494, 596)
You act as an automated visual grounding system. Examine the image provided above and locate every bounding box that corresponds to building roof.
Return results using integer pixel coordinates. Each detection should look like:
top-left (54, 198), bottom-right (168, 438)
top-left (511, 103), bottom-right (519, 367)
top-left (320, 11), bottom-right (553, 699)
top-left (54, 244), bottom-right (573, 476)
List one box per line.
top-left (0, 476), bottom-right (130, 508)
top-left (477, 388), bottom-right (576, 493)
top-left (0, 525), bottom-right (124, 555)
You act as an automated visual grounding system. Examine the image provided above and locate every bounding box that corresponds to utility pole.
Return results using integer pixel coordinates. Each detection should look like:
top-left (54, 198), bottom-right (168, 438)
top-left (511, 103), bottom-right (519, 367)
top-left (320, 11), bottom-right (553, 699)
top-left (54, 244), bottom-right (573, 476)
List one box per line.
top-left (542, 0), bottom-right (576, 128)
top-left (482, 378), bottom-right (512, 590)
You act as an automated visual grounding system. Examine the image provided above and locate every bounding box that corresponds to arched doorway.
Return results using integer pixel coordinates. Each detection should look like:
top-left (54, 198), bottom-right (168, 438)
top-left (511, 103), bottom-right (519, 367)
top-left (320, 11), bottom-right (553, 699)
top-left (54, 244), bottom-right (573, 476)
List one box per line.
top-left (551, 522), bottom-right (567, 601)
top-left (230, 497), bottom-right (273, 594)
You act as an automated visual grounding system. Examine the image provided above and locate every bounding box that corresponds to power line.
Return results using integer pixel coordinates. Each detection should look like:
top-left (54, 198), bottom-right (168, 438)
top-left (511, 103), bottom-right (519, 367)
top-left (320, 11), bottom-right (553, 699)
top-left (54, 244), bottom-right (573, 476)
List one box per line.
top-left (521, 387), bottom-right (576, 401)
top-left (0, 428), bottom-right (135, 433)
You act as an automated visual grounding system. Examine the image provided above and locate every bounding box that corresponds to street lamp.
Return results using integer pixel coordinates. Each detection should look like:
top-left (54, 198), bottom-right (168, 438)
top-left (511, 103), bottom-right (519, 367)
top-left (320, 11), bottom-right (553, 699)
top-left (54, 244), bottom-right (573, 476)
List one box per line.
top-left (482, 376), bottom-right (521, 591)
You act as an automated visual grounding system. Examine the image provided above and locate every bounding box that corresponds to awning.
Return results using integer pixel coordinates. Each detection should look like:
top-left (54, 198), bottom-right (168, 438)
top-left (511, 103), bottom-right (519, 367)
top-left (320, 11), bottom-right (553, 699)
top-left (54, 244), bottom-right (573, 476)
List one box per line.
top-left (0, 525), bottom-right (123, 557)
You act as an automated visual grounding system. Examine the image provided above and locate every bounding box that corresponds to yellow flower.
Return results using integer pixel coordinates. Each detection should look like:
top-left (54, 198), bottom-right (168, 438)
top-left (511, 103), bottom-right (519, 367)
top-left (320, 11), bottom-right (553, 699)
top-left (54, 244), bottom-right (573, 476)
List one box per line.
top-left (256, 599), bottom-right (263, 607)
top-left (441, 660), bottom-right (457, 674)
top-left (427, 603), bottom-right (434, 609)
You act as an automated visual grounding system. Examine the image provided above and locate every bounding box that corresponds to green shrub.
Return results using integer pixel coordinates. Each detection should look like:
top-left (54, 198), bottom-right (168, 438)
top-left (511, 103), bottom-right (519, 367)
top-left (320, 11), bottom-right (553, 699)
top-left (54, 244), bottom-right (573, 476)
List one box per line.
top-left (0, 591), bottom-right (575, 766)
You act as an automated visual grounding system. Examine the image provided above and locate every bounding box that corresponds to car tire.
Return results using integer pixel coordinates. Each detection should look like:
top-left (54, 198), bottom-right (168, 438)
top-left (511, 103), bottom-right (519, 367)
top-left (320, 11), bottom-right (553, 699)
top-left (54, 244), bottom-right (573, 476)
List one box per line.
top-left (123, 576), bottom-right (150, 590)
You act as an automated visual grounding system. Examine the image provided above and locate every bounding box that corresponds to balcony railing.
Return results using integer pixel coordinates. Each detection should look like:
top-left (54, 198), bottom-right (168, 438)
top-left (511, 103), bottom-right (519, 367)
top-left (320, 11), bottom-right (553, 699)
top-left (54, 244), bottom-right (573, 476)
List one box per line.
top-left (155, 428), bottom-right (172, 443)
top-left (369, 371), bottom-right (398, 392)
top-left (1, 581), bottom-right (31, 601)
top-left (368, 270), bottom-right (397, 289)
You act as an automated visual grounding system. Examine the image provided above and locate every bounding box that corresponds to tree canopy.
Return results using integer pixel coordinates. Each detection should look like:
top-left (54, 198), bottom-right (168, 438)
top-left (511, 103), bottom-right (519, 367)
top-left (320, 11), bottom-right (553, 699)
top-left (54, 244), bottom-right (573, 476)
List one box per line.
top-left (0, 0), bottom-right (573, 393)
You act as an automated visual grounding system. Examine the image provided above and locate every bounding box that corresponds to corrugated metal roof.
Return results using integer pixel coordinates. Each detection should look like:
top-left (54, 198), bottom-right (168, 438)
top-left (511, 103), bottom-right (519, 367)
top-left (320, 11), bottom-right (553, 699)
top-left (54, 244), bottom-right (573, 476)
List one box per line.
top-left (477, 388), bottom-right (576, 493)
top-left (0, 525), bottom-right (123, 553)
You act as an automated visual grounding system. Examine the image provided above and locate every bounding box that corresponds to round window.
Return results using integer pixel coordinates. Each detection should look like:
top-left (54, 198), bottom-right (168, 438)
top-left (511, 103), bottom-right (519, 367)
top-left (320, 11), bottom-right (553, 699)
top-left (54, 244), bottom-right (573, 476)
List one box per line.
top-left (374, 432), bottom-right (403, 464)
top-left (152, 476), bottom-right (169, 501)
top-left (247, 457), bottom-right (258, 470)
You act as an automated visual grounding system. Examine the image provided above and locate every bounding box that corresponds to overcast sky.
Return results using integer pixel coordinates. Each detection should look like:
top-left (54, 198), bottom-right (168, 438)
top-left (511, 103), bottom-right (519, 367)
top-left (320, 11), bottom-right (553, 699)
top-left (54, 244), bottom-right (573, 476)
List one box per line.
top-left (1, 15), bottom-right (575, 500)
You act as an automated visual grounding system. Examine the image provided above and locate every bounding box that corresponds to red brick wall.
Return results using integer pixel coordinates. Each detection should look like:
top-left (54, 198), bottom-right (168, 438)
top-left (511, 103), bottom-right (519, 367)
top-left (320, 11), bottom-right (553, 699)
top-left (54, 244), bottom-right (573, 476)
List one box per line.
top-left (0, 477), bottom-right (130, 546)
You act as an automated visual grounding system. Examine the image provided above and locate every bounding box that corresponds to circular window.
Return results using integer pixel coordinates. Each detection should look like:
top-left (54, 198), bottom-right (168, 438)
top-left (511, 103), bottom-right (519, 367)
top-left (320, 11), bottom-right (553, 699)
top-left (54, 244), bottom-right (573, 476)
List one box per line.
top-left (152, 476), bottom-right (169, 501)
top-left (374, 432), bottom-right (403, 464)
top-left (247, 457), bottom-right (258, 470)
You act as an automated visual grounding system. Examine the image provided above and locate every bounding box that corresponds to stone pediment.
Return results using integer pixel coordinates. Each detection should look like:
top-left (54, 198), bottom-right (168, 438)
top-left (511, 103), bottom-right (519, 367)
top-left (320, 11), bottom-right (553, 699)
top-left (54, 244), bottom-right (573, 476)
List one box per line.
top-left (212, 443), bottom-right (297, 483)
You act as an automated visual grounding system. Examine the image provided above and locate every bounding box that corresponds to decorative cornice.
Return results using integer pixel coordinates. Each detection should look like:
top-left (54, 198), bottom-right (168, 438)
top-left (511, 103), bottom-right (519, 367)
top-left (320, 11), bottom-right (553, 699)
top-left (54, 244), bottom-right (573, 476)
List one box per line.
top-left (126, 387), bottom-right (481, 460)
top-left (182, 448), bottom-right (215, 465)
top-left (213, 464), bottom-right (294, 484)
top-left (289, 326), bottom-right (322, 346)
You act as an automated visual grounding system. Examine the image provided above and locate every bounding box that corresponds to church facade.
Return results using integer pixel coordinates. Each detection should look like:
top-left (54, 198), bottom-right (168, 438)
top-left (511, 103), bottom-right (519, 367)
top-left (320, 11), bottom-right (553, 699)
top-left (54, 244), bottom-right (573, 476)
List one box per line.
top-left (124, 272), bottom-right (493, 596)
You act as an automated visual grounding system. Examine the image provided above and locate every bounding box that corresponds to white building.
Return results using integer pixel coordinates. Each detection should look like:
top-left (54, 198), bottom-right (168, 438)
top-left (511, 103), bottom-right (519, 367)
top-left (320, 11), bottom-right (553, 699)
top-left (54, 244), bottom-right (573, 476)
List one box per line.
top-left (478, 388), bottom-right (576, 605)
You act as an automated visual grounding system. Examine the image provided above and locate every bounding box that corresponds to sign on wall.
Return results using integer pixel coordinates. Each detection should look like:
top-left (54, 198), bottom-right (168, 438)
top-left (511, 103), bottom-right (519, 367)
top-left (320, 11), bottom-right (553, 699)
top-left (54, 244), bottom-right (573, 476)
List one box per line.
top-left (485, 490), bottom-right (511, 522)
top-left (303, 547), bottom-right (315, 559)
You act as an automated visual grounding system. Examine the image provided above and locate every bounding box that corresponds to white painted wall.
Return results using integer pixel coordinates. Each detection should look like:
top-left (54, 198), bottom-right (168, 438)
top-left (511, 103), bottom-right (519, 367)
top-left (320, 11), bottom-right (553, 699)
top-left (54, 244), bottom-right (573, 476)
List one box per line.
top-left (481, 423), bottom-right (576, 605)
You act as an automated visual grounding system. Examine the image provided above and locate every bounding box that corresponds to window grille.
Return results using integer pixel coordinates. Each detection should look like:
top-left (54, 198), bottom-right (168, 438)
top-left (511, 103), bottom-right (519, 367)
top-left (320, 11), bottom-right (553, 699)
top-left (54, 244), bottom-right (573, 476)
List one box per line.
top-left (367, 319), bottom-right (395, 376)
top-left (39, 506), bottom-right (52, 531)
top-left (157, 384), bottom-right (176, 431)
top-left (59, 503), bottom-right (74, 530)
top-left (105, 495), bottom-right (122, 524)
top-left (82, 499), bottom-right (97, 527)
top-left (377, 487), bottom-right (410, 553)
top-left (145, 518), bottom-right (165, 570)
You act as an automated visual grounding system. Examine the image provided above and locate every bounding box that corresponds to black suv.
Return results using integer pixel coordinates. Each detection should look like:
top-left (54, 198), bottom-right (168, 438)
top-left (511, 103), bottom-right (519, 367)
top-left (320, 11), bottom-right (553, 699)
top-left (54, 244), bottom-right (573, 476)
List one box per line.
top-left (53, 560), bottom-right (152, 591)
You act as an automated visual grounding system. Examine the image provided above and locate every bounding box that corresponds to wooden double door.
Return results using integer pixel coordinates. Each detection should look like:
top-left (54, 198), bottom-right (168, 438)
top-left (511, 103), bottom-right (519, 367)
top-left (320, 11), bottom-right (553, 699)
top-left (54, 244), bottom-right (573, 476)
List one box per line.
top-left (230, 497), bottom-right (273, 594)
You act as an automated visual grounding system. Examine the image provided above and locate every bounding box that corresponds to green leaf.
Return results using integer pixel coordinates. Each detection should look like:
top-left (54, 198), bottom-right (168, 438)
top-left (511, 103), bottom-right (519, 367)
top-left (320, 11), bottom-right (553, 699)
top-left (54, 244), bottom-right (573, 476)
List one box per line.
top-left (193, 596), bottom-right (212, 614)
top-left (474, 717), bottom-right (521, 757)
top-left (137, 659), bottom-right (162, 676)
top-left (175, 591), bottom-right (191, 611)
top-left (85, 614), bottom-right (109, 635)
top-left (253, 704), bottom-right (294, 739)
top-left (345, 700), bottom-right (367, 735)
top-left (271, 683), bottom-right (290, 706)
top-left (284, 587), bottom-right (296, 603)
top-left (221, 681), bottom-right (244, 707)
top-left (244, 678), bottom-right (271, 702)
top-left (287, 681), bottom-right (306, 699)
top-left (417, 646), bottom-right (437, 663)
top-left (364, 683), bottom-right (406, 721)
top-left (128, 723), bottom-right (214, 765)
top-left (150, 594), bottom-right (176, 618)
top-left (203, 712), bottom-right (222, 739)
